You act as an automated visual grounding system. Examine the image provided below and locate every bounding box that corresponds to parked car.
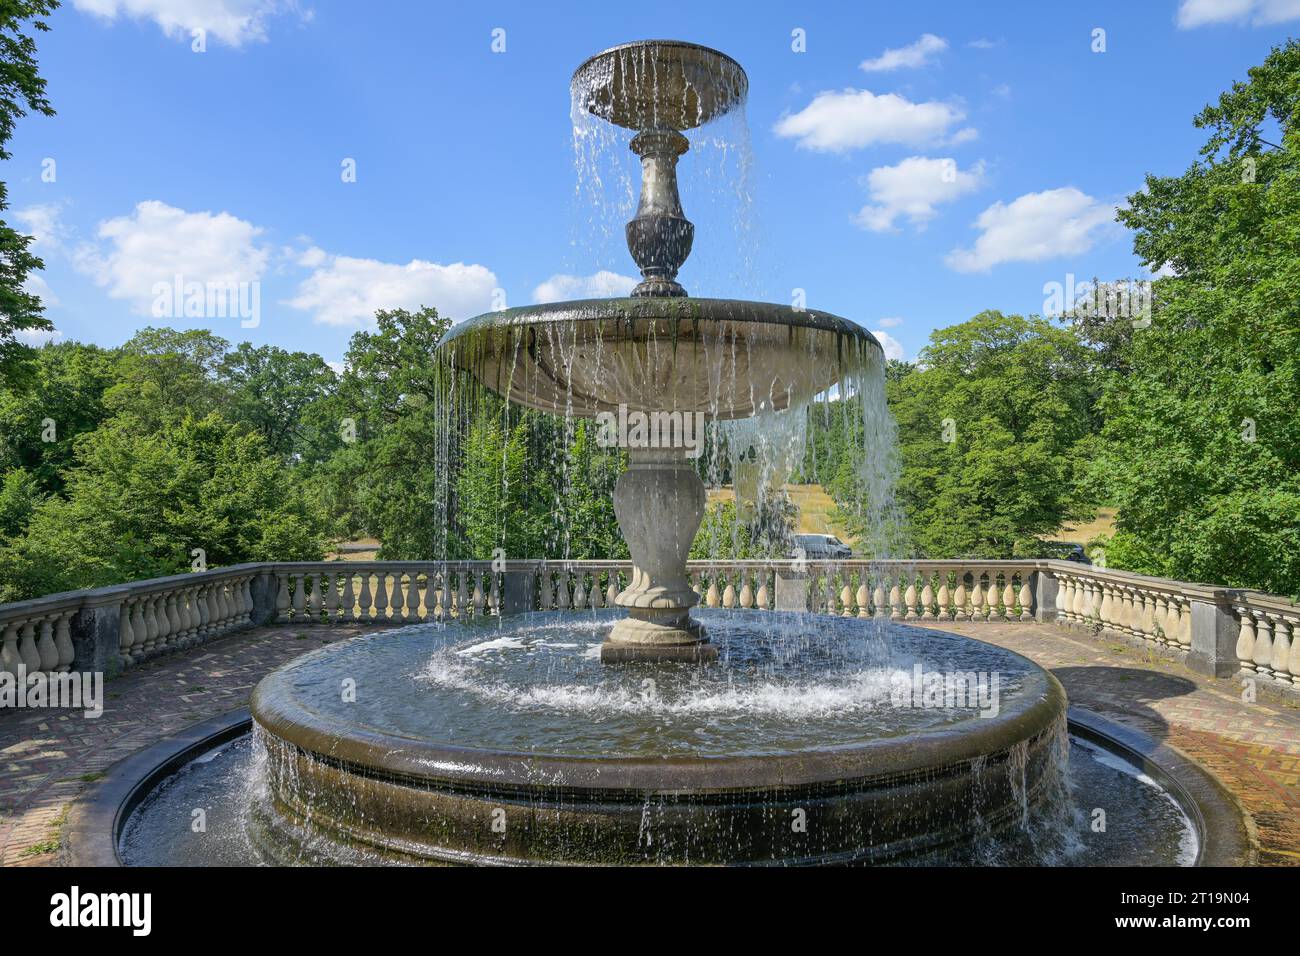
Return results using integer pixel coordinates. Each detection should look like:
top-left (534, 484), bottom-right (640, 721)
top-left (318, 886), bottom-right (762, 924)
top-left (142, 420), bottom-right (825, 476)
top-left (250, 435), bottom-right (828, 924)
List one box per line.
top-left (789, 533), bottom-right (853, 560)
top-left (1039, 541), bottom-right (1091, 564)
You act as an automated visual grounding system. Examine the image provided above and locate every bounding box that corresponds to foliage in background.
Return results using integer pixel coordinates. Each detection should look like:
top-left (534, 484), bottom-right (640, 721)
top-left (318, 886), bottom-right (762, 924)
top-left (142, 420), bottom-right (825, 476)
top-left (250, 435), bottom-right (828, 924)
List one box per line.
top-left (1096, 40), bottom-right (1300, 594)
top-left (0, 0), bottom-right (57, 387)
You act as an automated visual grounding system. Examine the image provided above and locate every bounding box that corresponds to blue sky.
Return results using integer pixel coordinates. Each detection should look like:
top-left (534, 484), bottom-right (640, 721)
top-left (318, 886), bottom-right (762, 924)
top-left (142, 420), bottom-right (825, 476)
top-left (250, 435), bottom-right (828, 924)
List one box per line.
top-left (8, 0), bottom-right (1299, 367)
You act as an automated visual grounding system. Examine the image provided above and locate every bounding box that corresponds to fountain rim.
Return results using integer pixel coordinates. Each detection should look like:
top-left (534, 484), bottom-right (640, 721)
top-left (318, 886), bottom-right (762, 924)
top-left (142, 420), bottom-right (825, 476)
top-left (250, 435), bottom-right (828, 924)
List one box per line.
top-left (571, 39), bottom-right (747, 87)
top-left (249, 625), bottom-right (1064, 793)
top-left (437, 297), bottom-right (884, 353)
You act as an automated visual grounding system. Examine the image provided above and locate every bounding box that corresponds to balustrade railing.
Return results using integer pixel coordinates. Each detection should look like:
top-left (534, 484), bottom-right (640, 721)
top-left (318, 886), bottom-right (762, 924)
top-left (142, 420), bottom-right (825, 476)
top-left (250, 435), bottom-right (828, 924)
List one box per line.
top-left (2, 558), bottom-right (1297, 697)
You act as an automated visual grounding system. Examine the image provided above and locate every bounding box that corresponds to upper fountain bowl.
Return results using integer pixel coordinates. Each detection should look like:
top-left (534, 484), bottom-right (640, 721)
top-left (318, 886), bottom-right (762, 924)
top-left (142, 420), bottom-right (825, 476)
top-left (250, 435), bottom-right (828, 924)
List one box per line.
top-left (572, 40), bottom-right (748, 131)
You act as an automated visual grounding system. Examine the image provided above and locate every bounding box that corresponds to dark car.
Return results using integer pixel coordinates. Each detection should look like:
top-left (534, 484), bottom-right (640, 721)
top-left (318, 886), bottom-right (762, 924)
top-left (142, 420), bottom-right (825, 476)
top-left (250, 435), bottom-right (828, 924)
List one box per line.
top-left (789, 533), bottom-right (853, 560)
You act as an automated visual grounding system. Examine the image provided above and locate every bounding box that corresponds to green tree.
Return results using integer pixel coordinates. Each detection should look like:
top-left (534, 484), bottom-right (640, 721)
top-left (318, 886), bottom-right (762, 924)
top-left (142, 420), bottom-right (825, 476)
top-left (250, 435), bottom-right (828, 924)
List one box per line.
top-left (0, 413), bottom-right (324, 601)
top-left (0, 0), bottom-right (57, 386)
top-left (0, 340), bottom-right (116, 494)
top-left (1098, 41), bottom-right (1300, 593)
top-left (887, 311), bottom-right (1097, 558)
top-left (218, 342), bottom-right (339, 461)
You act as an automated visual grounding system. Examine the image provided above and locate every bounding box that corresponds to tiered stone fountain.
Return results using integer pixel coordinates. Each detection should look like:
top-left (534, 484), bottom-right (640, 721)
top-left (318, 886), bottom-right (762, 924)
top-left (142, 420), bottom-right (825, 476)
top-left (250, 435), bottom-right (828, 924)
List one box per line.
top-left (248, 41), bottom-right (1071, 866)
top-left (442, 40), bottom-right (879, 662)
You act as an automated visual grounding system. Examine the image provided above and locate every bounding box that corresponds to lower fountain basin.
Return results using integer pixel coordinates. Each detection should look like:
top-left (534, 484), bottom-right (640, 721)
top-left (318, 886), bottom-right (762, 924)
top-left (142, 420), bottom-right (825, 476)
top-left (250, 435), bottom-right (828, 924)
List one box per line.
top-left (249, 610), bottom-right (1068, 865)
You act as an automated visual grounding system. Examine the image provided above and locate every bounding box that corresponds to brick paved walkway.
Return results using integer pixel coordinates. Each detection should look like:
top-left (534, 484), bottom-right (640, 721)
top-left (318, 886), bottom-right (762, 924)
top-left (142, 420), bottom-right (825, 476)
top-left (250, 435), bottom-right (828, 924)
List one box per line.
top-left (2, 619), bottom-right (1297, 866)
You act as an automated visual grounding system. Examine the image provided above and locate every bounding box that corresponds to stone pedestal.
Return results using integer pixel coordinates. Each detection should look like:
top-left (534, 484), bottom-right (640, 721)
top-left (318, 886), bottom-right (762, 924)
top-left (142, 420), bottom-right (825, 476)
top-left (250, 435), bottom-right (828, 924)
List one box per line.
top-left (603, 447), bottom-right (715, 662)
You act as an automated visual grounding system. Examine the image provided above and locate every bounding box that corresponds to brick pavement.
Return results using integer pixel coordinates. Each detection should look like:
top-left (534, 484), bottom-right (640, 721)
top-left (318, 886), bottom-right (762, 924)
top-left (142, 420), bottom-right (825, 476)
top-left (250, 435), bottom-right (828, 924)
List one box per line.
top-left (1, 618), bottom-right (1296, 865)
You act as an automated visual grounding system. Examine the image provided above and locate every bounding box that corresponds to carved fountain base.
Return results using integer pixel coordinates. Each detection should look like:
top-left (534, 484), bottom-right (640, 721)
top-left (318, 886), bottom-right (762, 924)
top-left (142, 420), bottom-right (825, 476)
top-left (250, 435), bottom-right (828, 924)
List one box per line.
top-left (603, 447), bottom-right (716, 662)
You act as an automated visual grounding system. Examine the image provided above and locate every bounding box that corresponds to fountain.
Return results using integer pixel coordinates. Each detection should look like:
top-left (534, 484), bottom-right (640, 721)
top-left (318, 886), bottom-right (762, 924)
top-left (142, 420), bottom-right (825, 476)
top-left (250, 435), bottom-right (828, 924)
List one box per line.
top-left (230, 40), bottom-right (1086, 866)
top-left (442, 40), bottom-right (878, 663)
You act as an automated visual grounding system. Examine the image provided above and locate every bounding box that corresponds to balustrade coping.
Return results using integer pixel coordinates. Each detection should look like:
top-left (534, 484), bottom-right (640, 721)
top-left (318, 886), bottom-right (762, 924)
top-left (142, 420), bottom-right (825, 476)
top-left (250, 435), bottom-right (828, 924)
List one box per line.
top-left (0, 557), bottom-right (1294, 622)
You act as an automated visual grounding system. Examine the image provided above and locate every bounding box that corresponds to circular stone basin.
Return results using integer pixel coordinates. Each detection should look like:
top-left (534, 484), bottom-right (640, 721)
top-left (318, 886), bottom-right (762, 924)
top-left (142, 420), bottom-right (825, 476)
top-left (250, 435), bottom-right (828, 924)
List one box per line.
top-left (251, 610), bottom-right (1069, 865)
top-left (437, 298), bottom-right (882, 420)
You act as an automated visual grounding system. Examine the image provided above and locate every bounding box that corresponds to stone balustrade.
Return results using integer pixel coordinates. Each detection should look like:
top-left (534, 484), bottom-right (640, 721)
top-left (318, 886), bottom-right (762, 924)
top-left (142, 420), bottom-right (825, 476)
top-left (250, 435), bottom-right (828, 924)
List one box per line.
top-left (1, 558), bottom-right (1297, 697)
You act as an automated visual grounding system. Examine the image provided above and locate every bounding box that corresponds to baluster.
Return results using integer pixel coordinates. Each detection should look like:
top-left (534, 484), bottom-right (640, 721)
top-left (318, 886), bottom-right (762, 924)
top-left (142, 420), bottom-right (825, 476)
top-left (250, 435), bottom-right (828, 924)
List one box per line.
top-left (873, 583), bottom-right (886, 619)
top-left (160, 593), bottom-right (178, 650)
top-left (1252, 615), bottom-right (1274, 679)
top-left (306, 573), bottom-right (322, 622)
top-left (1235, 611), bottom-right (1256, 673)
top-left (740, 569), bottom-right (755, 609)
top-left (855, 578), bottom-right (869, 619)
top-left (952, 579), bottom-right (969, 622)
top-left (1002, 572), bottom-right (1016, 622)
top-left (706, 575), bottom-right (720, 608)
top-left (723, 574), bottom-right (737, 609)
top-left (54, 611), bottom-right (74, 669)
top-left (271, 573), bottom-right (288, 625)
top-left (185, 587), bottom-right (202, 645)
top-left (338, 572), bottom-right (355, 623)
top-left (36, 616), bottom-right (59, 672)
top-left (902, 580), bottom-right (917, 621)
top-left (839, 574), bottom-right (854, 617)
top-left (920, 578), bottom-right (935, 621)
top-left (18, 620), bottom-right (40, 673)
top-left (472, 573), bottom-right (486, 617)
top-left (391, 573), bottom-right (408, 622)
top-left (324, 572), bottom-right (340, 623)
top-left (129, 599), bottom-right (147, 660)
top-left (432, 571), bottom-right (446, 620)
top-left (116, 604), bottom-right (134, 668)
top-left (358, 572), bottom-right (373, 621)
top-left (147, 596), bottom-right (165, 653)
top-left (406, 572), bottom-right (422, 622)
top-left (1017, 574), bottom-right (1033, 622)
top-left (1287, 618), bottom-right (1300, 685)
top-left (375, 571), bottom-right (391, 621)
top-left (605, 572), bottom-right (619, 608)
top-left (0, 623), bottom-right (19, 676)
top-left (556, 570), bottom-right (571, 610)
top-left (888, 581), bottom-right (902, 620)
top-left (1268, 615), bottom-right (1291, 683)
top-left (970, 578), bottom-right (987, 622)
top-left (935, 577), bottom-right (950, 621)
top-left (757, 570), bottom-right (771, 611)
top-left (586, 574), bottom-right (599, 611)
top-left (291, 573), bottom-right (306, 622)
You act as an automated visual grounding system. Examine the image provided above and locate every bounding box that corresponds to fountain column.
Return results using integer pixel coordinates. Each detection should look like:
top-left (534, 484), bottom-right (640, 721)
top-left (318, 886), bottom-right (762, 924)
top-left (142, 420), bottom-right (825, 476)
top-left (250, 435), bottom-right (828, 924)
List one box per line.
top-left (603, 446), bottom-right (716, 662)
top-left (626, 129), bottom-right (693, 298)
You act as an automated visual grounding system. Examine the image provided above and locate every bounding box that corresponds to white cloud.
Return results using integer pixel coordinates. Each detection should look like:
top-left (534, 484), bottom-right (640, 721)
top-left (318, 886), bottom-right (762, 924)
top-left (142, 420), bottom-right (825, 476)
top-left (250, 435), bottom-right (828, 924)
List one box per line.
top-left (1177, 0), bottom-right (1300, 27)
top-left (14, 204), bottom-right (67, 251)
top-left (860, 34), bottom-right (948, 72)
top-left (774, 89), bottom-right (972, 152)
top-left (877, 316), bottom-right (904, 329)
top-left (75, 200), bottom-right (270, 314)
top-left (15, 323), bottom-right (62, 346)
top-left (72, 0), bottom-right (302, 46)
top-left (870, 329), bottom-right (905, 361)
top-left (532, 270), bottom-right (638, 302)
top-left (22, 274), bottom-right (59, 309)
top-left (968, 38), bottom-right (1000, 49)
top-left (288, 253), bottom-right (498, 326)
top-left (853, 156), bottom-right (985, 232)
top-left (945, 187), bottom-right (1116, 273)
